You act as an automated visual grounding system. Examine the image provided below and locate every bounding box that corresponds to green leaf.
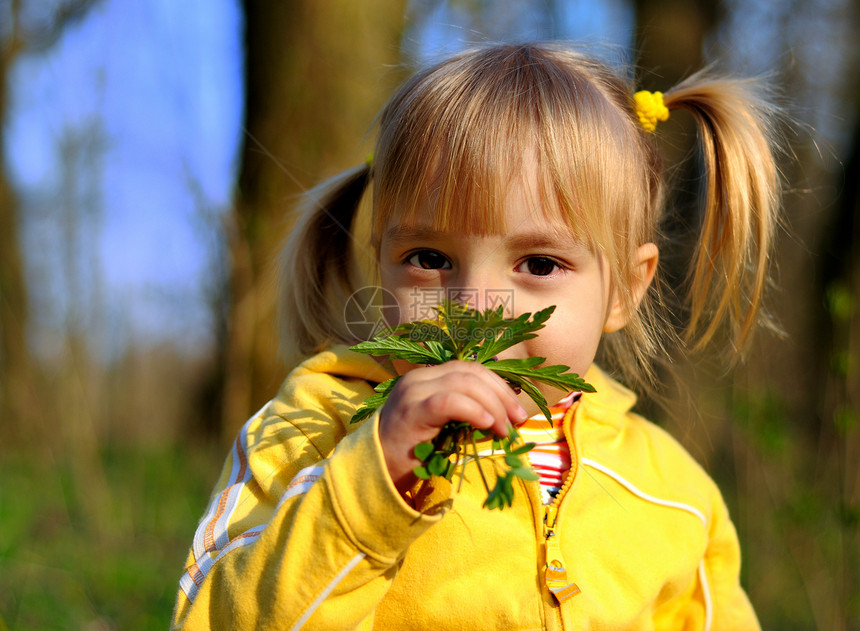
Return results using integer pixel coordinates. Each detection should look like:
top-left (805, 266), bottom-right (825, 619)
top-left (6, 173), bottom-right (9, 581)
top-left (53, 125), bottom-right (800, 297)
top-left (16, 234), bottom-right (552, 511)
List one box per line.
top-left (349, 380), bottom-right (401, 424)
top-left (484, 357), bottom-right (544, 371)
top-left (349, 406), bottom-right (373, 425)
top-left (414, 442), bottom-right (434, 462)
top-left (348, 299), bottom-right (596, 510)
top-left (512, 467), bottom-right (540, 481)
top-left (399, 320), bottom-right (447, 342)
top-left (428, 453), bottom-right (449, 476)
top-left (475, 306), bottom-right (555, 362)
top-left (505, 454), bottom-right (524, 468)
top-left (374, 376), bottom-right (401, 395)
top-left (351, 335), bottom-right (443, 365)
top-left (484, 492), bottom-right (501, 510)
top-left (488, 358), bottom-right (594, 393)
top-left (527, 366), bottom-right (596, 393)
top-left (492, 371), bottom-right (552, 421)
top-left (423, 339), bottom-right (455, 363)
top-left (444, 463), bottom-right (457, 481)
top-left (357, 392), bottom-right (388, 409)
top-left (511, 442), bottom-right (536, 455)
top-left (500, 474), bottom-right (514, 503)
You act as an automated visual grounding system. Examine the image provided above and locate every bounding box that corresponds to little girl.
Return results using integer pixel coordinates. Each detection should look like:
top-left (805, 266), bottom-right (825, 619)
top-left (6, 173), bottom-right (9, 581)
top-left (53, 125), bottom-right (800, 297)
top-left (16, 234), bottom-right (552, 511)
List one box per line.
top-left (173, 43), bottom-right (782, 630)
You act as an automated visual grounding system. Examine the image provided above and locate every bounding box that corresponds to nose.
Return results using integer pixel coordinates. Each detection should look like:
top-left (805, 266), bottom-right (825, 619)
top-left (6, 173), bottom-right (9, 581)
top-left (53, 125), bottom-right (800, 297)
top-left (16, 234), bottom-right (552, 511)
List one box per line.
top-left (448, 268), bottom-right (489, 312)
top-left (447, 270), bottom-right (514, 316)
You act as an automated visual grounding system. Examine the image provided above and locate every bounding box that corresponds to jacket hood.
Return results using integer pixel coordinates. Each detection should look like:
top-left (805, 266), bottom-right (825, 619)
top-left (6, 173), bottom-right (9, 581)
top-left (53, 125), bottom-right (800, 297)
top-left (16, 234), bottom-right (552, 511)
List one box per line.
top-left (294, 344), bottom-right (397, 384)
top-left (295, 345), bottom-right (637, 427)
top-left (581, 364), bottom-right (639, 426)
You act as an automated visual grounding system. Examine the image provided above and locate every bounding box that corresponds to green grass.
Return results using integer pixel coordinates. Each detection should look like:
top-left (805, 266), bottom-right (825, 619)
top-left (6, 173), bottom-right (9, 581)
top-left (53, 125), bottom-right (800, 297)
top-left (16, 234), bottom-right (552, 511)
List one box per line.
top-left (0, 444), bottom-right (221, 630)
top-left (1, 420), bottom-right (856, 629)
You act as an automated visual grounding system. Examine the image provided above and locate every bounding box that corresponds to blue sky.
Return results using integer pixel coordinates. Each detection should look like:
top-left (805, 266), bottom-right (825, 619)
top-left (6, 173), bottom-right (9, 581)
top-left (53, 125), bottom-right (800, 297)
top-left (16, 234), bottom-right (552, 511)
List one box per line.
top-left (14, 0), bottom-right (856, 357)
top-left (4, 0), bottom-right (643, 356)
top-left (6, 0), bottom-right (631, 353)
top-left (6, 0), bottom-right (244, 354)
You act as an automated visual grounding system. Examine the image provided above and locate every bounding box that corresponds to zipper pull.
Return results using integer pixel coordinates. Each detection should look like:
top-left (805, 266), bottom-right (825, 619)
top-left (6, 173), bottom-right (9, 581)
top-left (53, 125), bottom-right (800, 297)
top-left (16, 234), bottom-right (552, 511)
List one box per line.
top-left (544, 505), bottom-right (562, 572)
top-left (543, 504), bottom-right (580, 602)
top-left (545, 505), bottom-right (558, 534)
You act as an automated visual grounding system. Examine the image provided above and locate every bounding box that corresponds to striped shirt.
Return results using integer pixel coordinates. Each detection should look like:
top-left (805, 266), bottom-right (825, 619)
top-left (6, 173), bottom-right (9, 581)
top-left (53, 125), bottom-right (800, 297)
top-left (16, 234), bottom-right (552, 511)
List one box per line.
top-left (520, 392), bottom-right (581, 504)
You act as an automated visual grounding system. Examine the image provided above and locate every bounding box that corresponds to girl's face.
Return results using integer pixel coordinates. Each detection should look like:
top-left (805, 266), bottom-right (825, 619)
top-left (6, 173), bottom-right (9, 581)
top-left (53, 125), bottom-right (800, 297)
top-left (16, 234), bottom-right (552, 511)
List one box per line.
top-left (378, 173), bottom-right (632, 416)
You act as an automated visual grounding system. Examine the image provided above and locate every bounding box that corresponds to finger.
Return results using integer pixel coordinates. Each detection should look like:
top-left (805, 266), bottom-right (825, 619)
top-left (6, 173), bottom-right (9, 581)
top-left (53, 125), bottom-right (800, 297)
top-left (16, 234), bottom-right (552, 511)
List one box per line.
top-left (430, 371), bottom-right (520, 432)
top-left (440, 361), bottom-right (528, 424)
top-left (418, 390), bottom-right (501, 434)
top-left (395, 362), bottom-right (528, 426)
top-left (472, 363), bottom-right (530, 421)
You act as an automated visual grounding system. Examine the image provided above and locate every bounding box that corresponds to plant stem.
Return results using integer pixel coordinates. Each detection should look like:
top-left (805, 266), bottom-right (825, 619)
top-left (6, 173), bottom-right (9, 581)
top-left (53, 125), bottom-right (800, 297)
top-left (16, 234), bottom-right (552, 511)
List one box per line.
top-left (470, 431), bottom-right (491, 494)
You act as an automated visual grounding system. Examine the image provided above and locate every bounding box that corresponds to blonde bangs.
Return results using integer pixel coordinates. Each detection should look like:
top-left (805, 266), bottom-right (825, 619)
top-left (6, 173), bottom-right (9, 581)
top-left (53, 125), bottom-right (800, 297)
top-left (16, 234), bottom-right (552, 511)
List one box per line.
top-left (278, 41), bottom-right (784, 391)
top-left (371, 50), bottom-right (531, 241)
top-left (370, 45), bottom-right (655, 266)
top-left (367, 44), bottom-right (661, 382)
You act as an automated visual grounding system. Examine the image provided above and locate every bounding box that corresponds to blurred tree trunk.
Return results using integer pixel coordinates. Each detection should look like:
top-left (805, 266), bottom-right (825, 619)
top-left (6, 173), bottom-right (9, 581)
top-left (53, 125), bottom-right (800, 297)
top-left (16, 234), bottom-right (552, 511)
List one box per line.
top-left (628, 0), bottom-right (725, 422)
top-left (631, 0), bottom-right (723, 186)
top-left (221, 0), bottom-right (408, 439)
top-left (0, 39), bottom-right (33, 437)
top-left (771, 8), bottom-right (860, 624)
top-left (0, 0), bottom-right (97, 440)
top-left (631, 1), bottom-right (858, 625)
top-left (632, 0), bottom-right (720, 82)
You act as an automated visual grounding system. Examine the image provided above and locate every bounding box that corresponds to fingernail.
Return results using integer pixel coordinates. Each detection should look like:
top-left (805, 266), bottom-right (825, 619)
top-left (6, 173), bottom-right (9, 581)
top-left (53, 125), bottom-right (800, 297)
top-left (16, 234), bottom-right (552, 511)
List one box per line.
top-left (516, 405), bottom-right (528, 421)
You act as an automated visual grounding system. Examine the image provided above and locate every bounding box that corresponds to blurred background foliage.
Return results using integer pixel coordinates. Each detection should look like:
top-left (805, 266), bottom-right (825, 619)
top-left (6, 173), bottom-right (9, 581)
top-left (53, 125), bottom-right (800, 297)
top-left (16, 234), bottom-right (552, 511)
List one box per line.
top-left (0, 0), bottom-right (858, 628)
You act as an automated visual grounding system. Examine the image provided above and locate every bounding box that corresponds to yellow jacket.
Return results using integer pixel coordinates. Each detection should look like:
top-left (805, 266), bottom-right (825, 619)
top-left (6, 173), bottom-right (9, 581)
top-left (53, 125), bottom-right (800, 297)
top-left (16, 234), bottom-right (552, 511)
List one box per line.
top-left (172, 346), bottom-right (759, 630)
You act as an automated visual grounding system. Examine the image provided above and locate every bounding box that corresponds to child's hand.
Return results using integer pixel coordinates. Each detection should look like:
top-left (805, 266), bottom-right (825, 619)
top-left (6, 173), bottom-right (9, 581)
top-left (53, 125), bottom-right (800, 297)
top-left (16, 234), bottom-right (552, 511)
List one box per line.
top-left (378, 360), bottom-right (529, 494)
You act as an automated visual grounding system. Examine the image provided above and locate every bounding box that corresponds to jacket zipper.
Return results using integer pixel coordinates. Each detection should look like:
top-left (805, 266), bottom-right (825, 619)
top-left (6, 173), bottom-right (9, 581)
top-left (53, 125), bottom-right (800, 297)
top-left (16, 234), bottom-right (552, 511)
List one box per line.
top-left (541, 401), bottom-right (581, 605)
top-left (544, 500), bottom-right (562, 569)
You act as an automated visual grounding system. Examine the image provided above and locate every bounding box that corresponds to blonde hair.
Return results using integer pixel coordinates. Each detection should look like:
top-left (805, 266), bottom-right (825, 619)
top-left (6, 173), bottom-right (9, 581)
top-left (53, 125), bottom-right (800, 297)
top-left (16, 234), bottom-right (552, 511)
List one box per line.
top-left (278, 43), bottom-right (783, 391)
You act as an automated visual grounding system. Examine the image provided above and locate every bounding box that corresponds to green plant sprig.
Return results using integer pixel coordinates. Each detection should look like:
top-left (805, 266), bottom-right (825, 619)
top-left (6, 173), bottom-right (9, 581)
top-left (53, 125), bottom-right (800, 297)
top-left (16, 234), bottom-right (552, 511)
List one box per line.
top-left (349, 300), bottom-right (596, 509)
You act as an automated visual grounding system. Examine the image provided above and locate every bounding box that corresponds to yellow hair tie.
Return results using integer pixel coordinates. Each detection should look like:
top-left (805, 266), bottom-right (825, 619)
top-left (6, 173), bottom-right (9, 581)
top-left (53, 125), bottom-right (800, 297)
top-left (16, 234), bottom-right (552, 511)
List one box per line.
top-left (633, 90), bottom-right (669, 133)
top-left (365, 152), bottom-right (374, 168)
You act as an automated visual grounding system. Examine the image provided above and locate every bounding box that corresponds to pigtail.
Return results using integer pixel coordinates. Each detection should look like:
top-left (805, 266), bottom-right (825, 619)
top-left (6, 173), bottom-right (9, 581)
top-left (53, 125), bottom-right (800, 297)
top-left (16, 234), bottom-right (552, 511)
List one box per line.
top-left (278, 164), bottom-right (372, 368)
top-left (662, 73), bottom-right (783, 355)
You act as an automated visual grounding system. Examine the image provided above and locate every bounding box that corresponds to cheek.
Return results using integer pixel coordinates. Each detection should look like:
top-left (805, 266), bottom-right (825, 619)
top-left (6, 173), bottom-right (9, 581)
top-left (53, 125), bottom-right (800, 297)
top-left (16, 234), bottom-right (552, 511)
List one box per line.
top-left (377, 267), bottom-right (413, 324)
top-left (391, 357), bottom-right (419, 376)
top-left (530, 310), bottom-right (606, 375)
top-left (391, 288), bottom-right (418, 324)
top-left (391, 286), bottom-right (454, 324)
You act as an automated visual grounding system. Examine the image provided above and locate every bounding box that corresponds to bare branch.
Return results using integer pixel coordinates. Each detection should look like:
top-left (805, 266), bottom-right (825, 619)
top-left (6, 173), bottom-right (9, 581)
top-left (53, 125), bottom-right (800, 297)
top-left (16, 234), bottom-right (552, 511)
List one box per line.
top-left (2, 0), bottom-right (26, 62)
top-left (16, 0), bottom-right (101, 53)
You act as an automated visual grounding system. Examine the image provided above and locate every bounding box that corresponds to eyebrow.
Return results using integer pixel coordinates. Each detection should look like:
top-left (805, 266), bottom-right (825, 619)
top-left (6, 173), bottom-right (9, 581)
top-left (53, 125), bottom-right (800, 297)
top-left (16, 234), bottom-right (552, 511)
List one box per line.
top-left (383, 225), bottom-right (586, 251)
top-left (504, 231), bottom-right (584, 251)
top-left (383, 225), bottom-right (448, 247)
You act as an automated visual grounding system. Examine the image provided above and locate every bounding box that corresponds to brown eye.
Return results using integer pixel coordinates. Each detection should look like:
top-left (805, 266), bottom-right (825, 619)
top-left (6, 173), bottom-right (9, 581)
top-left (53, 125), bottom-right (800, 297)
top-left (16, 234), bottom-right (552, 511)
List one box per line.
top-left (407, 250), bottom-right (451, 270)
top-left (523, 257), bottom-right (558, 276)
